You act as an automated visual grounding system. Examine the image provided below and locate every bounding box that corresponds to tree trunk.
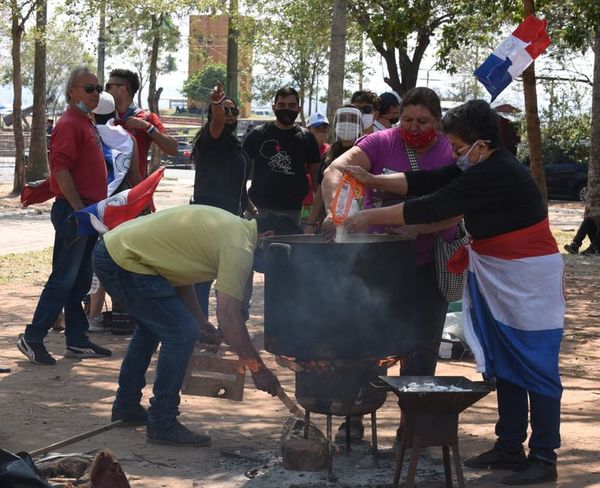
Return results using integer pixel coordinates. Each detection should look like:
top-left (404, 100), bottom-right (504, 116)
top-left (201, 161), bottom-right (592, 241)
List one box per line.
top-left (522, 0), bottom-right (547, 205)
top-left (11, 2), bottom-right (26, 195)
top-left (97, 0), bottom-right (106, 85)
top-left (147, 14), bottom-right (161, 114)
top-left (226, 0), bottom-right (239, 102)
top-left (586, 24), bottom-right (600, 218)
top-left (147, 14), bottom-right (162, 174)
top-left (326, 0), bottom-right (347, 122)
top-left (27, 0), bottom-right (48, 182)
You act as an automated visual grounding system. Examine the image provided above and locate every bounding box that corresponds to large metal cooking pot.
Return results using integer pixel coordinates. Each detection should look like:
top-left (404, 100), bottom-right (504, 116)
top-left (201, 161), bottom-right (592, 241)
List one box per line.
top-left (263, 234), bottom-right (417, 361)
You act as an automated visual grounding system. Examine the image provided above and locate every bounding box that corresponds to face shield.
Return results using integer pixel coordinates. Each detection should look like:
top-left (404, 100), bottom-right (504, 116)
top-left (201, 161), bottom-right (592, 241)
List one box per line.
top-left (333, 107), bottom-right (363, 144)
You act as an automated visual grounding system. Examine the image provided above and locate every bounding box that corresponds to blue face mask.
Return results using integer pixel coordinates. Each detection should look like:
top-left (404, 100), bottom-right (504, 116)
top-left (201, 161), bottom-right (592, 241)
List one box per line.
top-left (456, 142), bottom-right (480, 171)
top-left (76, 101), bottom-right (92, 113)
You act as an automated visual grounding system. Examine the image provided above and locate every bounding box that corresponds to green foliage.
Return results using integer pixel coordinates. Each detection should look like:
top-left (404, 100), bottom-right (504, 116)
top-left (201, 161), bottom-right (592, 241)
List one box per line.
top-left (0, 20), bottom-right (94, 109)
top-left (516, 85), bottom-right (592, 165)
top-left (248, 0), bottom-right (333, 104)
top-left (182, 62), bottom-right (227, 103)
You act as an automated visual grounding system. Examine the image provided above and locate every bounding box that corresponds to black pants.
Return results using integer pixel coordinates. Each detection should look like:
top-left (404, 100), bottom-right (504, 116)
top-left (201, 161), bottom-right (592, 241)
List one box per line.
top-left (572, 216), bottom-right (600, 249)
top-left (495, 377), bottom-right (561, 464)
top-left (401, 261), bottom-right (449, 376)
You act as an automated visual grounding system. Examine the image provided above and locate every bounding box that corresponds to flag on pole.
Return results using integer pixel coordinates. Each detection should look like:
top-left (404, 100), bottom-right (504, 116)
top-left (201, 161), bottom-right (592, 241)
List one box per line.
top-left (72, 167), bottom-right (165, 236)
top-left (474, 15), bottom-right (551, 102)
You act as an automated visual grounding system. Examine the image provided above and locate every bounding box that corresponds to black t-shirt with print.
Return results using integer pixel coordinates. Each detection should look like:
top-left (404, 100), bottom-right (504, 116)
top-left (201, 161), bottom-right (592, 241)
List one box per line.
top-left (243, 122), bottom-right (321, 211)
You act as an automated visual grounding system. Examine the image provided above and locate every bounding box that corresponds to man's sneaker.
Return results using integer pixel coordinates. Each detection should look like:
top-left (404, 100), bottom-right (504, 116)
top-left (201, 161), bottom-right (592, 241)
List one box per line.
top-left (464, 447), bottom-right (526, 470)
top-left (563, 243), bottom-right (580, 254)
top-left (17, 334), bottom-right (56, 365)
top-left (88, 315), bottom-right (109, 333)
top-left (111, 404), bottom-right (148, 426)
top-left (64, 342), bottom-right (112, 358)
top-left (147, 421), bottom-right (211, 447)
top-left (502, 457), bottom-right (557, 485)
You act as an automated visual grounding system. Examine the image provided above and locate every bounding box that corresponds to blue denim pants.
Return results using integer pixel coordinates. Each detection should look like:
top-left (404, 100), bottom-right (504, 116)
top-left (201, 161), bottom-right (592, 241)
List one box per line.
top-left (494, 377), bottom-right (561, 464)
top-left (93, 240), bottom-right (198, 429)
top-left (25, 199), bottom-right (96, 347)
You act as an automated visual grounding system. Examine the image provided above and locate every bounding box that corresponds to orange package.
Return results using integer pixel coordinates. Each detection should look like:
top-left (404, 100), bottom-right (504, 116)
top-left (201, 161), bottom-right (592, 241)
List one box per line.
top-left (331, 173), bottom-right (365, 225)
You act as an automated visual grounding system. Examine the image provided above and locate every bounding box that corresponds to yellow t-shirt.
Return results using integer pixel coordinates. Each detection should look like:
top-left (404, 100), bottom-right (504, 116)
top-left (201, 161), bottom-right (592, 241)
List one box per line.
top-left (103, 205), bottom-right (257, 300)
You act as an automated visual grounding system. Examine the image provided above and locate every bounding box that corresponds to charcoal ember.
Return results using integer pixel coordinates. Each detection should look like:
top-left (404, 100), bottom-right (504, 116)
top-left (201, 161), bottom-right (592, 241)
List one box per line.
top-left (281, 417), bottom-right (328, 472)
top-left (37, 455), bottom-right (91, 480)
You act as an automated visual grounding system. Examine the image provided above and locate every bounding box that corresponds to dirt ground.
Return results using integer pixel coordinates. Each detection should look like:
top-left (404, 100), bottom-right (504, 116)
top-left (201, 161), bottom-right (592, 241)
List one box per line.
top-left (0, 173), bottom-right (599, 487)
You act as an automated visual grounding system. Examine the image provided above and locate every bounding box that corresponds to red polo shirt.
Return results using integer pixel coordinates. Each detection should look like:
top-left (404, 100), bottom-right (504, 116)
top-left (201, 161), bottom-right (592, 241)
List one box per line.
top-left (49, 108), bottom-right (107, 204)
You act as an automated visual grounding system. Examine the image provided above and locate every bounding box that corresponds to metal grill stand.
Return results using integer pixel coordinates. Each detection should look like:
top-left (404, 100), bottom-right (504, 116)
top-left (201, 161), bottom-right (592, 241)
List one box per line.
top-left (378, 376), bottom-right (494, 488)
top-left (303, 409), bottom-right (379, 481)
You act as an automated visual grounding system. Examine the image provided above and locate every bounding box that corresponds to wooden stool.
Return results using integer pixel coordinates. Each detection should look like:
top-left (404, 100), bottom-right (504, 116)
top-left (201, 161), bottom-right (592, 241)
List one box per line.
top-left (181, 343), bottom-right (246, 401)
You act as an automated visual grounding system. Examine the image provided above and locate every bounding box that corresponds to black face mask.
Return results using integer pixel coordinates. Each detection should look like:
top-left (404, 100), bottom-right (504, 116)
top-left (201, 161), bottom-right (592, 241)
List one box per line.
top-left (274, 109), bottom-right (298, 126)
top-left (388, 117), bottom-right (400, 125)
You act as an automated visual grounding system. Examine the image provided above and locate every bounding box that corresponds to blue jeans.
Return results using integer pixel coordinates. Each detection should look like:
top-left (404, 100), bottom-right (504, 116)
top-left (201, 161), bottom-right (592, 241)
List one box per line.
top-left (93, 240), bottom-right (198, 429)
top-left (494, 377), bottom-right (561, 464)
top-left (25, 199), bottom-right (96, 347)
top-left (194, 281), bottom-right (211, 318)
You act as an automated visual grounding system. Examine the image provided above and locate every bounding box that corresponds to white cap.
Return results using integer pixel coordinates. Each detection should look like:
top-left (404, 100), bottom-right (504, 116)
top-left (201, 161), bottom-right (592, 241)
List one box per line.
top-left (306, 112), bottom-right (330, 128)
top-left (93, 92), bottom-right (116, 115)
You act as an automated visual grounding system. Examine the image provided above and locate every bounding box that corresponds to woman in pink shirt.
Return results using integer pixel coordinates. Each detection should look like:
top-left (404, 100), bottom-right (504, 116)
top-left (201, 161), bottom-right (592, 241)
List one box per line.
top-left (321, 87), bottom-right (460, 441)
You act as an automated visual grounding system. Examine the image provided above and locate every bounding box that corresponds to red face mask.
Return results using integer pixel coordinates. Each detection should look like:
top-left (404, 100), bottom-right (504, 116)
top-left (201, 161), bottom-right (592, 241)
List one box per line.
top-left (399, 126), bottom-right (437, 149)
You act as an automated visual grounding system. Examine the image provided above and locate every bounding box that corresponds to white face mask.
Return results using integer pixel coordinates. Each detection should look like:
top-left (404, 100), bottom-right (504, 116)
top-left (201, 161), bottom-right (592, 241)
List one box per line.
top-left (334, 107), bottom-right (363, 143)
top-left (456, 141), bottom-right (483, 171)
top-left (362, 113), bottom-right (374, 128)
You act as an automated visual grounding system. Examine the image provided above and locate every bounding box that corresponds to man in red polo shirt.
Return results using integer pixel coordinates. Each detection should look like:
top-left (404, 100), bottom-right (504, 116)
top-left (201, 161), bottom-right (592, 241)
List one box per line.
top-left (105, 69), bottom-right (177, 178)
top-left (18, 67), bottom-right (112, 365)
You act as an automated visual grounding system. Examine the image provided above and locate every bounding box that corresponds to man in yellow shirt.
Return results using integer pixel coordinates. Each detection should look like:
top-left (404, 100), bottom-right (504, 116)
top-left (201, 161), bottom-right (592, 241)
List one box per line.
top-left (93, 205), bottom-right (299, 447)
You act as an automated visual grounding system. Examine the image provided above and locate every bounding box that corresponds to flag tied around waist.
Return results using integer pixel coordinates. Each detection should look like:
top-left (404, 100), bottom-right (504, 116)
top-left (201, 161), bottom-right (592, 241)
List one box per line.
top-left (462, 219), bottom-right (565, 399)
top-left (474, 15), bottom-right (551, 102)
top-left (72, 166), bottom-right (164, 236)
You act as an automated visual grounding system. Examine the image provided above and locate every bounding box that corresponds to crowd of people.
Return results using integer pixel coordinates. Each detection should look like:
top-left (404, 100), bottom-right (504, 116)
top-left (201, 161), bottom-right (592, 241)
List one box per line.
top-left (14, 65), bottom-right (566, 486)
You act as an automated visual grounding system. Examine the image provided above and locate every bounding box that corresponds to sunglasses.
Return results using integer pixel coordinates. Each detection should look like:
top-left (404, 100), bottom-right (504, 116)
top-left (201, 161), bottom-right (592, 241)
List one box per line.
top-left (75, 84), bottom-right (103, 94)
top-left (358, 105), bottom-right (373, 114)
top-left (105, 82), bottom-right (127, 91)
top-left (223, 107), bottom-right (240, 116)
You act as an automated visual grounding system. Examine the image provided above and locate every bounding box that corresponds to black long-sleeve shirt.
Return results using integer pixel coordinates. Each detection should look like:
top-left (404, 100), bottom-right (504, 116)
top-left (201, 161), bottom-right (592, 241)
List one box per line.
top-left (403, 148), bottom-right (547, 239)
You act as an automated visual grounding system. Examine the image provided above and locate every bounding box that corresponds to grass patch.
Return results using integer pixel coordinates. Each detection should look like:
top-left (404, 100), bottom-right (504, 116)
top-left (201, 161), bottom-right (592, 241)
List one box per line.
top-left (0, 248), bottom-right (53, 286)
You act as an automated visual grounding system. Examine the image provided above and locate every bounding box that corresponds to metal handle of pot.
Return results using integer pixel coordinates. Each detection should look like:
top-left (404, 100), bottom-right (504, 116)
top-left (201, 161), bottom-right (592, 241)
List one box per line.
top-left (370, 378), bottom-right (393, 390)
top-left (266, 242), bottom-right (292, 261)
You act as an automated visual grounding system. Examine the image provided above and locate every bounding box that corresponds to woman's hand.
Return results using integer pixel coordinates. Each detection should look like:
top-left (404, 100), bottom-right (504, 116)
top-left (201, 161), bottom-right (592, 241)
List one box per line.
top-left (210, 80), bottom-right (225, 104)
top-left (345, 165), bottom-right (375, 186)
top-left (384, 225), bottom-right (420, 238)
top-left (343, 210), bottom-right (373, 233)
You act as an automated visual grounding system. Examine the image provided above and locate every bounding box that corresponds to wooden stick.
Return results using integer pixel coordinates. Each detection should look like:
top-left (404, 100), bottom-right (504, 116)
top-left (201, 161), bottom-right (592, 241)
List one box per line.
top-left (276, 387), bottom-right (305, 417)
top-left (29, 420), bottom-right (125, 457)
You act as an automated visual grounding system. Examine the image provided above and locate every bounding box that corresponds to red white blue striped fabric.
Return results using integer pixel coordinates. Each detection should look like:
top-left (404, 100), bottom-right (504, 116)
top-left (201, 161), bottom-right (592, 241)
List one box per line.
top-left (462, 218), bottom-right (565, 399)
top-left (475, 15), bottom-right (551, 102)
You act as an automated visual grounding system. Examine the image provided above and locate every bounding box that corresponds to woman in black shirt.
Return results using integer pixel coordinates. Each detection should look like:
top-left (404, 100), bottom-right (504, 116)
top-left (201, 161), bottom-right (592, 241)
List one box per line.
top-left (344, 100), bottom-right (563, 486)
top-left (191, 82), bottom-right (256, 318)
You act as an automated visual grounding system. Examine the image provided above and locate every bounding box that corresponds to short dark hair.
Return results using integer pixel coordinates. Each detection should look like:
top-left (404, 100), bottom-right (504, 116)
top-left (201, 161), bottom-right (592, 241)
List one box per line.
top-left (108, 69), bottom-right (140, 96)
top-left (399, 87), bottom-right (442, 119)
top-left (256, 214), bottom-right (302, 235)
top-left (377, 92), bottom-right (400, 114)
top-left (274, 87), bottom-right (300, 105)
top-left (441, 100), bottom-right (502, 149)
top-left (351, 90), bottom-right (378, 106)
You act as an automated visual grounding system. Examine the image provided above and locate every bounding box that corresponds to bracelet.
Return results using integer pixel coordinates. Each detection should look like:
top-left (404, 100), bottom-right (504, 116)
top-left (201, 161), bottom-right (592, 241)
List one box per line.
top-left (146, 125), bottom-right (157, 135)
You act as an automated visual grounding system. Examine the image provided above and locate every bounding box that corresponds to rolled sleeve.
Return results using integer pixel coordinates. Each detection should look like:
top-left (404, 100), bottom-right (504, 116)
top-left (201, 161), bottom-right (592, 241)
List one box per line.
top-left (215, 247), bottom-right (253, 300)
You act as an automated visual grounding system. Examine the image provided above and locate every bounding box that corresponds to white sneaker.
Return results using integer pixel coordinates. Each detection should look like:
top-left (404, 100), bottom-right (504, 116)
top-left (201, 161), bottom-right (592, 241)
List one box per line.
top-left (87, 315), bottom-right (108, 333)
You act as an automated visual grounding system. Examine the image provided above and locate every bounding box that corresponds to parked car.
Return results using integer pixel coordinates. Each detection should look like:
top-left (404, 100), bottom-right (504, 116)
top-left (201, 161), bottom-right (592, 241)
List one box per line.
top-left (523, 158), bottom-right (588, 202)
top-left (543, 161), bottom-right (588, 202)
top-left (163, 140), bottom-right (193, 169)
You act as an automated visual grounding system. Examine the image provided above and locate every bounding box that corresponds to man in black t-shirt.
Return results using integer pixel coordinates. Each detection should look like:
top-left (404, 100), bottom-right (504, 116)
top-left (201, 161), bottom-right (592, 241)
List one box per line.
top-left (243, 87), bottom-right (321, 223)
